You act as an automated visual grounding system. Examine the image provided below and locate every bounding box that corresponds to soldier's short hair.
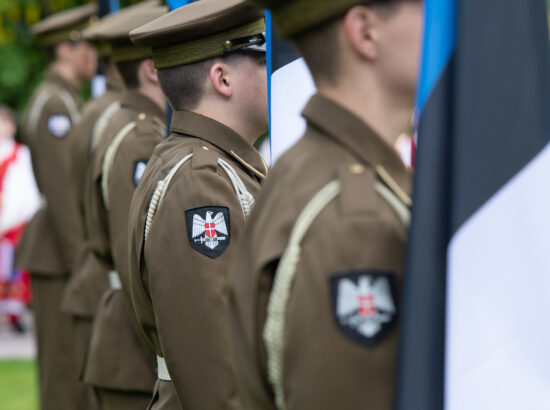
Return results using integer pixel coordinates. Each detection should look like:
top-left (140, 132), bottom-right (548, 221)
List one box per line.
top-left (158, 52), bottom-right (257, 111)
top-left (116, 58), bottom-right (147, 89)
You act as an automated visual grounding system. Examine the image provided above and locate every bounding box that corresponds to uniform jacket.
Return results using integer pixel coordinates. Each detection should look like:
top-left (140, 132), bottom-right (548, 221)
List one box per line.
top-left (230, 94), bottom-right (412, 410)
top-left (128, 110), bottom-right (268, 409)
top-left (83, 90), bottom-right (164, 392)
top-left (16, 70), bottom-right (84, 275)
top-left (61, 71), bottom-right (125, 318)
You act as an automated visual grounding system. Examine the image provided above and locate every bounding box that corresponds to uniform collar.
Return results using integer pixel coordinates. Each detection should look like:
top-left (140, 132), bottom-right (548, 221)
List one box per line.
top-left (45, 69), bottom-right (80, 99)
top-left (171, 110), bottom-right (268, 180)
top-left (302, 93), bottom-right (411, 198)
top-left (120, 90), bottom-right (164, 121)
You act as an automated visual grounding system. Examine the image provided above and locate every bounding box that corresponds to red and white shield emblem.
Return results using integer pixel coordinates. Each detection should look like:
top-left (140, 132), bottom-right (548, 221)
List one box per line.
top-left (186, 207), bottom-right (231, 258)
top-left (330, 271), bottom-right (397, 347)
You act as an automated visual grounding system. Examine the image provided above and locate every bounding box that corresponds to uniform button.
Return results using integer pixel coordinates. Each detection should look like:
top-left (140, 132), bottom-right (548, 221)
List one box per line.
top-left (202, 146), bottom-right (209, 151)
top-left (350, 164), bottom-right (365, 174)
top-left (138, 113), bottom-right (146, 120)
top-left (224, 40), bottom-right (232, 49)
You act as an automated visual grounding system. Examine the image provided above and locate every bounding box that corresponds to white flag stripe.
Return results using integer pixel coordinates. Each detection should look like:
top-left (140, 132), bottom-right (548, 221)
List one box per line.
top-left (271, 58), bottom-right (316, 164)
top-left (446, 142), bottom-right (550, 410)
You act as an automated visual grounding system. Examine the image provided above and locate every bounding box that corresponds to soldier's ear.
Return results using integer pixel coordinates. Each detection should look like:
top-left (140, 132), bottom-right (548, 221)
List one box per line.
top-left (343, 5), bottom-right (380, 62)
top-left (209, 61), bottom-right (232, 99)
top-left (141, 59), bottom-right (159, 85)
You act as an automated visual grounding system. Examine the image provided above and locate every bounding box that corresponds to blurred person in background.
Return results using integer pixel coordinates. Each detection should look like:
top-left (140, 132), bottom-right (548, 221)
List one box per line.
top-left (0, 105), bottom-right (40, 334)
top-left (14, 4), bottom-right (98, 410)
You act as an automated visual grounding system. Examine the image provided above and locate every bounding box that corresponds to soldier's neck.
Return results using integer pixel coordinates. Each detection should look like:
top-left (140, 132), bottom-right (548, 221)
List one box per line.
top-left (137, 83), bottom-right (167, 115)
top-left (50, 61), bottom-right (81, 90)
top-left (193, 99), bottom-right (264, 147)
top-left (318, 77), bottom-right (413, 148)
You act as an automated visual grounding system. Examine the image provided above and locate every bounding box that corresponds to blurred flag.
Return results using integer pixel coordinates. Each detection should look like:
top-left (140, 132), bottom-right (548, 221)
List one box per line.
top-left (266, 12), bottom-right (315, 164)
top-left (167, 0), bottom-right (191, 10)
top-left (93, 0), bottom-right (120, 97)
top-left (396, 1), bottom-right (550, 410)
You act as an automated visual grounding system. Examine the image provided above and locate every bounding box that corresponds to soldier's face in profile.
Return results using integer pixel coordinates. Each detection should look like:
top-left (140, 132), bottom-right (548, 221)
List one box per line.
top-left (70, 41), bottom-right (98, 81)
top-left (233, 53), bottom-right (269, 135)
top-left (376, 1), bottom-right (424, 106)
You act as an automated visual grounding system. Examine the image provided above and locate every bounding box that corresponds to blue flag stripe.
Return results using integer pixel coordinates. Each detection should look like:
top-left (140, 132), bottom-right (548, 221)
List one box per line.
top-left (108, 0), bottom-right (120, 13)
top-left (167, 0), bottom-right (191, 10)
top-left (417, 0), bottom-right (457, 113)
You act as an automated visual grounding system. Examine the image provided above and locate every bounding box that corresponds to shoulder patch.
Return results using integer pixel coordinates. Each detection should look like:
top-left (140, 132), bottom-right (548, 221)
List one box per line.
top-left (329, 271), bottom-right (397, 347)
top-left (185, 206), bottom-right (230, 258)
top-left (134, 160), bottom-right (148, 186)
top-left (48, 115), bottom-right (71, 138)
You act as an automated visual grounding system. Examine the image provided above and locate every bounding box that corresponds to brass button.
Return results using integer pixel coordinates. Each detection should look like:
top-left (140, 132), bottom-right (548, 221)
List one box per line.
top-left (350, 164), bottom-right (365, 174)
top-left (138, 113), bottom-right (146, 120)
top-left (224, 40), bottom-right (232, 49)
top-left (202, 146), bottom-right (209, 151)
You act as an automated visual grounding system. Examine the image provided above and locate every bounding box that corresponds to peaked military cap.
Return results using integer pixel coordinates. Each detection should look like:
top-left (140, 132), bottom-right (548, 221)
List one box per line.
top-left (130, 0), bottom-right (265, 69)
top-left (251, 0), bottom-right (362, 39)
top-left (83, 3), bottom-right (167, 63)
top-left (83, 0), bottom-right (161, 58)
top-left (32, 3), bottom-right (98, 46)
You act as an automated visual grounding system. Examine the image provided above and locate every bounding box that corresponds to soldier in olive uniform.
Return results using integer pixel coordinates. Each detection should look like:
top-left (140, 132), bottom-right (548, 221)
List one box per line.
top-left (15, 4), bottom-right (97, 410)
top-left (79, 5), bottom-right (168, 410)
top-left (127, 0), bottom-right (268, 408)
top-left (230, 0), bottom-right (422, 409)
top-left (59, 4), bottom-right (161, 409)
top-left (59, 13), bottom-right (125, 410)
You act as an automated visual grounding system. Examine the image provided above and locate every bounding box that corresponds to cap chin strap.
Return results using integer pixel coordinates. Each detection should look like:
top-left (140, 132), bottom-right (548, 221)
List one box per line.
top-left (225, 32), bottom-right (266, 53)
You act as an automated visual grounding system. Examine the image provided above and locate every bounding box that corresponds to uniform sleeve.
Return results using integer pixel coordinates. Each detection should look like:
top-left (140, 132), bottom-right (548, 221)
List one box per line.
top-left (69, 111), bottom-right (95, 226)
top-left (144, 165), bottom-right (243, 410)
top-left (231, 251), bottom-right (278, 410)
top-left (108, 133), bottom-right (160, 292)
top-left (36, 98), bottom-right (84, 270)
top-left (279, 212), bottom-right (406, 410)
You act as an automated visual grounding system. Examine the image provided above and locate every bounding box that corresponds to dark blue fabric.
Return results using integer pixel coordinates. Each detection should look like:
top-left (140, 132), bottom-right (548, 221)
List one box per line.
top-left (396, 1), bottom-right (550, 409)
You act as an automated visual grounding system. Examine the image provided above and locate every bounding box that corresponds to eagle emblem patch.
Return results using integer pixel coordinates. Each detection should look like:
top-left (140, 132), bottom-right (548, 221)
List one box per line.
top-left (185, 206), bottom-right (230, 258)
top-left (48, 115), bottom-right (71, 138)
top-left (329, 271), bottom-right (397, 347)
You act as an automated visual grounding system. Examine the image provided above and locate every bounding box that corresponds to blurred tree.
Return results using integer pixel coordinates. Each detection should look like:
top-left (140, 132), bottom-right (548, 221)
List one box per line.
top-left (0, 0), bottom-right (143, 123)
top-left (0, 0), bottom-right (47, 119)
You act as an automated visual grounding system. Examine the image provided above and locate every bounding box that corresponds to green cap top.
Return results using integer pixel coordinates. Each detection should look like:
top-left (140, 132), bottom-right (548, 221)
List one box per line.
top-left (130, 0), bottom-right (265, 69)
top-left (252, 0), bottom-right (361, 39)
top-left (32, 3), bottom-right (98, 46)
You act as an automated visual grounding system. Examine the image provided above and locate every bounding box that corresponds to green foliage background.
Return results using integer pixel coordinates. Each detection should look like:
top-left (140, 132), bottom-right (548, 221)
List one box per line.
top-left (0, 0), bottom-right (143, 120)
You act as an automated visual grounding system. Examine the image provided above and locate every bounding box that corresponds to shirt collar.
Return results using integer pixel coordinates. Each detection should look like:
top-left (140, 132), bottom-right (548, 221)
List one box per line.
top-left (171, 110), bottom-right (268, 179)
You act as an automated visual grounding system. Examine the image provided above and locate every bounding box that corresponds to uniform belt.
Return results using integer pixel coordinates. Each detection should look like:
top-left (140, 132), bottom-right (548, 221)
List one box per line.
top-left (157, 356), bottom-right (171, 381)
top-left (108, 270), bottom-right (122, 291)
